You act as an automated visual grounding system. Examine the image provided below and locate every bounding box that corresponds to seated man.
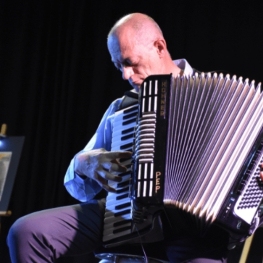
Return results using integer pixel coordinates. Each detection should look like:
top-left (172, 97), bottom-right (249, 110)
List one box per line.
top-left (8, 12), bottom-right (255, 263)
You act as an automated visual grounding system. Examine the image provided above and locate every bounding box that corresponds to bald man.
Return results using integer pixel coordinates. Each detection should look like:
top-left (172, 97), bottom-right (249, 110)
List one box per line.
top-left (107, 13), bottom-right (181, 92)
top-left (7, 13), bottom-right (230, 263)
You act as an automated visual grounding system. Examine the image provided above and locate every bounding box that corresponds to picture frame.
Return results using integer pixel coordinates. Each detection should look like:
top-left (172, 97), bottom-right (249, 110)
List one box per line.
top-left (0, 136), bottom-right (25, 212)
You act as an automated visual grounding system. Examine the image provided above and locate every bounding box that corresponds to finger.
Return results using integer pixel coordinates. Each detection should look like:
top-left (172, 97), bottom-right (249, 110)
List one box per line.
top-left (93, 171), bottom-right (108, 186)
top-left (102, 184), bottom-right (116, 193)
top-left (93, 172), bottom-right (117, 193)
top-left (101, 161), bottom-right (113, 170)
top-left (97, 169), bottom-right (122, 182)
top-left (102, 161), bottom-right (127, 173)
top-left (106, 151), bottom-right (132, 160)
top-left (105, 171), bottom-right (122, 182)
top-left (111, 162), bottom-right (127, 173)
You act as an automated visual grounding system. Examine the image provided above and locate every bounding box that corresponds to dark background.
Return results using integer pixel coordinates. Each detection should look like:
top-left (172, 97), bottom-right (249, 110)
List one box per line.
top-left (1, 0), bottom-right (263, 262)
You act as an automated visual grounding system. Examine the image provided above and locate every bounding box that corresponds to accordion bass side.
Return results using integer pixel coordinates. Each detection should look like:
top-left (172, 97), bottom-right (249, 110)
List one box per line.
top-left (103, 73), bottom-right (263, 247)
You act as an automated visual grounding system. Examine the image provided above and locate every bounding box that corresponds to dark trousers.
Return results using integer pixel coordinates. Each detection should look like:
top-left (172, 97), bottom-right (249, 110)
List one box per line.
top-left (7, 199), bottom-right (228, 263)
top-left (7, 199), bottom-right (105, 262)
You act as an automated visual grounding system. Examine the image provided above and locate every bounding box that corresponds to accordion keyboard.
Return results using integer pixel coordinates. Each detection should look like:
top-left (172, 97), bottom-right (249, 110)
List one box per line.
top-left (103, 104), bottom-right (138, 243)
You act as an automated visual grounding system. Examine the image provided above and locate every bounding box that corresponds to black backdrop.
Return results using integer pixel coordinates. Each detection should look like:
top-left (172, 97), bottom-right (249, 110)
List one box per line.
top-left (0, 0), bottom-right (263, 262)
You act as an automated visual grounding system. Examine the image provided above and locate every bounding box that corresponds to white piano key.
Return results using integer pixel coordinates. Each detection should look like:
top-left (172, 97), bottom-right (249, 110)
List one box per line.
top-left (106, 192), bottom-right (129, 202)
top-left (148, 97), bottom-right (151, 112)
top-left (154, 96), bottom-right (157, 111)
top-left (111, 139), bottom-right (134, 150)
top-left (108, 174), bottom-right (131, 188)
top-left (104, 208), bottom-right (131, 217)
top-left (150, 163), bottom-right (154, 179)
top-left (104, 207), bottom-right (131, 219)
top-left (144, 164), bottom-right (148, 179)
top-left (103, 221), bottom-right (132, 236)
top-left (149, 80), bottom-right (152, 95)
top-left (112, 136), bottom-right (134, 146)
top-left (154, 80), bottom-right (158, 95)
top-left (103, 228), bottom-right (132, 242)
top-left (104, 213), bottom-right (132, 224)
top-left (112, 124), bottom-right (136, 138)
top-left (104, 204), bottom-right (131, 215)
top-left (113, 113), bottom-right (137, 126)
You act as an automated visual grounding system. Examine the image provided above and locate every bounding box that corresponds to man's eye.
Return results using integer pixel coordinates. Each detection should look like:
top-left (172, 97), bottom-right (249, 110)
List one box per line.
top-left (123, 61), bottom-right (131, 67)
top-left (124, 61), bottom-right (138, 68)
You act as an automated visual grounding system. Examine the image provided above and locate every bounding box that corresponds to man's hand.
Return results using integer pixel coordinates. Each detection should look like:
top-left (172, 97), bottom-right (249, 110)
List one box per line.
top-left (74, 148), bottom-right (132, 192)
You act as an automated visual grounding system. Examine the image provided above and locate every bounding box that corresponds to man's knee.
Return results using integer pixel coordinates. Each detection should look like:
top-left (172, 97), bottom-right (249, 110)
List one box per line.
top-left (7, 213), bottom-right (45, 247)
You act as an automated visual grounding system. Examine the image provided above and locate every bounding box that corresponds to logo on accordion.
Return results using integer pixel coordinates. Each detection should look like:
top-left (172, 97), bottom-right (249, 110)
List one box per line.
top-left (160, 80), bottom-right (167, 118)
top-left (155, 171), bottom-right (161, 193)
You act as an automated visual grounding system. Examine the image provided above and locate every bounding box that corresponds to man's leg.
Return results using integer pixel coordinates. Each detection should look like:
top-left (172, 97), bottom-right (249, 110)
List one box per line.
top-left (165, 239), bottom-right (228, 263)
top-left (7, 199), bottom-right (105, 263)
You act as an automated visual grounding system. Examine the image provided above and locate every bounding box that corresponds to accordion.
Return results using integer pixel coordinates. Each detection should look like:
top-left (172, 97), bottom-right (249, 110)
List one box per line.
top-left (102, 73), bottom-right (263, 247)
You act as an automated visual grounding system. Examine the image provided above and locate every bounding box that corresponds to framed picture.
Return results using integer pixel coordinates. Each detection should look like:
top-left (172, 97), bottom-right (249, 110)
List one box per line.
top-left (0, 136), bottom-right (24, 212)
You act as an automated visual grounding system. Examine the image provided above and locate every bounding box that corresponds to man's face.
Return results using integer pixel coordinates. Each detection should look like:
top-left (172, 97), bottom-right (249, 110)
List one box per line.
top-left (108, 33), bottom-right (162, 92)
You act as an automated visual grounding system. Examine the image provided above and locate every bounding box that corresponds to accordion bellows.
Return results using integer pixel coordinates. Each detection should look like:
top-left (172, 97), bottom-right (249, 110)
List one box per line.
top-left (163, 73), bottom-right (263, 222)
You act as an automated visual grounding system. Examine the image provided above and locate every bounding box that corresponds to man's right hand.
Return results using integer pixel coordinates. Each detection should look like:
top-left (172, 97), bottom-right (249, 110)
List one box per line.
top-left (74, 148), bottom-right (132, 192)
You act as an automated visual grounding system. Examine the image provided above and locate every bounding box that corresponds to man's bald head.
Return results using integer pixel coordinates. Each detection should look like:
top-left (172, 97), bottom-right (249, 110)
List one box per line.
top-left (108, 13), bottom-right (164, 46)
top-left (107, 13), bottom-right (180, 91)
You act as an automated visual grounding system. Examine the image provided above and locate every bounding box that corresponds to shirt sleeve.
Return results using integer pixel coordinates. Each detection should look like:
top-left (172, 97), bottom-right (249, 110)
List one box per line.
top-left (64, 98), bottom-right (123, 202)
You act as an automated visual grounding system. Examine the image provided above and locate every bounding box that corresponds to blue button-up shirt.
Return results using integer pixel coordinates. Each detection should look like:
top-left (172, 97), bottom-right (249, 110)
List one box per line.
top-left (64, 59), bottom-right (194, 202)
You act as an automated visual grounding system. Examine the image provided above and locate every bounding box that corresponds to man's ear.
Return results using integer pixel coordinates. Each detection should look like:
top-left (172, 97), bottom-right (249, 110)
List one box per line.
top-left (154, 39), bottom-right (166, 57)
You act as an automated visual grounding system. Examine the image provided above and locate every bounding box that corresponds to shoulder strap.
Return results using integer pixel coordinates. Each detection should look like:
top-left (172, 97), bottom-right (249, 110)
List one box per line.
top-left (119, 90), bottom-right (138, 110)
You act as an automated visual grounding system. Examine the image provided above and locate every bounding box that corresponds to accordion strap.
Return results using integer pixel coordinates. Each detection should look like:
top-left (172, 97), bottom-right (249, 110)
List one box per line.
top-left (119, 90), bottom-right (138, 110)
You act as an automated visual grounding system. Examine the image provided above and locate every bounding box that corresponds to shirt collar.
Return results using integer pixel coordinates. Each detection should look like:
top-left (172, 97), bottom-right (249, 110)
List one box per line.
top-left (173, 59), bottom-right (193, 76)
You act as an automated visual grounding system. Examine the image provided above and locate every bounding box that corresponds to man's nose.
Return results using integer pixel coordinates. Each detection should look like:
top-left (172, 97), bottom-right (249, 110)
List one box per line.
top-left (122, 66), bottom-right (133, 80)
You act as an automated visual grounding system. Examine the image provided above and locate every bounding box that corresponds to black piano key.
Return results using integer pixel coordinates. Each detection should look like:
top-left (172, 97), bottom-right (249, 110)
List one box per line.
top-left (123, 111), bottom-right (138, 120)
top-left (113, 225), bottom-right (132, 234)
top-left (115, 202), bottom-right (131, 210)
top-left (120, 143), bottom-right (133, 150)
top-left (123, 117), bottom-right (137, 126)
top-left (116, 193), bottom-right (129, 200)
top-left (116, 186), bottom-right (129, 194)
top-left (121, 133), bottom-right (135, 141)
top-left (123, 106), bottom-right (138, 115)
top-left (114, 209), bottom-right (130, 217)
top-left (113, 219), bottom-right (132, 228)
top-left (122, 127), bottom-right (135, 135)
top-left (117, 180), bottom-right (130, 188)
